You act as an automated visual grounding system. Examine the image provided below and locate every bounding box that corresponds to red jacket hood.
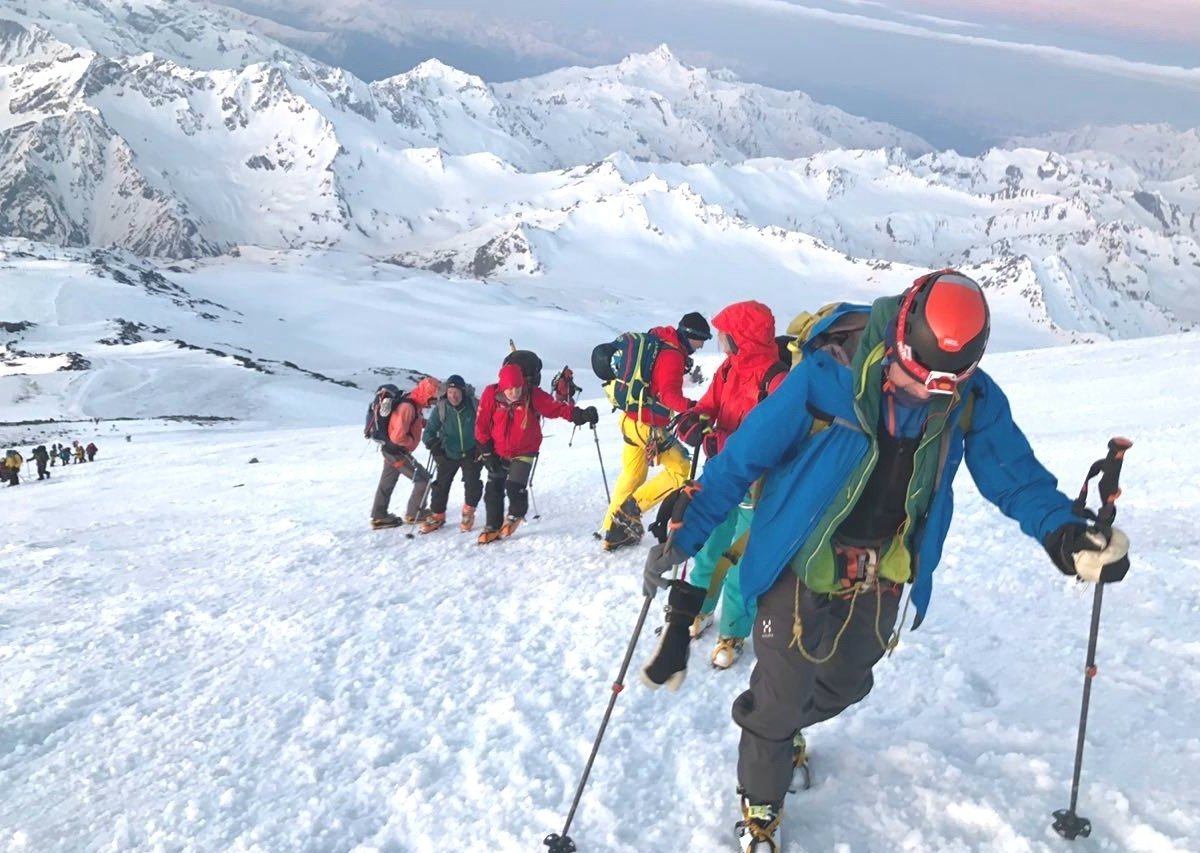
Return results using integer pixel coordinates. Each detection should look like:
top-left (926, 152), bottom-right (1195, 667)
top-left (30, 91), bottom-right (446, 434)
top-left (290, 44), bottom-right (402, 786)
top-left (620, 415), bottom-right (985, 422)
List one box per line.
top-left (410, 376), bottom-right (440, 407)
top-left (649, 325), bottom-right (686, 352)
top-left (712, 301), bottom-right (778, 367)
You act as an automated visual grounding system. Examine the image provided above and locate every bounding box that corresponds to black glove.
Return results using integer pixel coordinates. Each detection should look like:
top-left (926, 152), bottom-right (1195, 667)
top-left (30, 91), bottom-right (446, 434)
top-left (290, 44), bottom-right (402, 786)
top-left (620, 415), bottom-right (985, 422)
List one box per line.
top-left (640, 581), bottom-right (708, 691)
top-left (570, 406), bottom-right (599, 426)
top-left (702, 432), bottom-right (720, 459)
top-left (1044, 523), bottom-right (1131, 583)
top-left (426, 439), bottom-right (445, 458)
top-left (675, 410), bottom-right (710, 448)
top-left (643, 541), bottom-right (690, 597)
top-left (476, 440), bottom-right (494, 461)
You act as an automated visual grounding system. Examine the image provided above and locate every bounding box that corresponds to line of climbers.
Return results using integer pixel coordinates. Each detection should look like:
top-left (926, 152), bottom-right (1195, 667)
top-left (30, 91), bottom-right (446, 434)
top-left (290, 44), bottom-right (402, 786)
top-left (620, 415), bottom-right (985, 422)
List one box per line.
top-left (2, 441), bottom-right (98, 487)
top-left (360, 274), bottom-right (1133, 853)
top-left (364, 356), bottom-right (599, 544)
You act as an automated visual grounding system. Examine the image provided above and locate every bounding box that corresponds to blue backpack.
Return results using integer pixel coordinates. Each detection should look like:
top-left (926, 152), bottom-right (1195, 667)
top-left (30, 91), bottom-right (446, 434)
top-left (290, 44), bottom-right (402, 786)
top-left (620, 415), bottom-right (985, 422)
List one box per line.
top-left (364, 384), bottom-right (406, 443)
top-left (592, 331), bottom-right (671, 418)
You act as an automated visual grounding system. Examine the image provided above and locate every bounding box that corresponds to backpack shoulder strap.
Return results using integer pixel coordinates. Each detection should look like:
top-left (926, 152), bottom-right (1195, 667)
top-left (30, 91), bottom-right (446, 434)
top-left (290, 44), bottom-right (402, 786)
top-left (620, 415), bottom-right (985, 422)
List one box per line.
top-left (957, 385), bottom-right (978, 434)
top-left (758, 361), bottom-right (788, 402)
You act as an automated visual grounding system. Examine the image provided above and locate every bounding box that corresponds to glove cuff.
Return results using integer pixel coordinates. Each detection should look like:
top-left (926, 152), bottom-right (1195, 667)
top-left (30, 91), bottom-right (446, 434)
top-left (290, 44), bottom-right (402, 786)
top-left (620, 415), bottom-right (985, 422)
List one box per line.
top-left (1043, 523), bottom-right (1084, 576)
top-left (665, 581), bottom-right (707, 625)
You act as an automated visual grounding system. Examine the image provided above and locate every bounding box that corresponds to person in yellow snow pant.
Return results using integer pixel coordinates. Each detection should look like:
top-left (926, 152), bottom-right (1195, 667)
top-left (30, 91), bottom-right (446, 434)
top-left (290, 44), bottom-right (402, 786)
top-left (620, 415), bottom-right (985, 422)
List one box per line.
top-left (600, 412), bottom-right (691, 550)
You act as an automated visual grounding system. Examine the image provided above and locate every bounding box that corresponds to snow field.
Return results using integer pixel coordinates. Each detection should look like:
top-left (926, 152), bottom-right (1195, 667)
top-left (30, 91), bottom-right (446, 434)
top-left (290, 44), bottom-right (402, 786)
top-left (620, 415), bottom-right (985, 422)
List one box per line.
top-left (1, 333), bottom-right (1199, 851)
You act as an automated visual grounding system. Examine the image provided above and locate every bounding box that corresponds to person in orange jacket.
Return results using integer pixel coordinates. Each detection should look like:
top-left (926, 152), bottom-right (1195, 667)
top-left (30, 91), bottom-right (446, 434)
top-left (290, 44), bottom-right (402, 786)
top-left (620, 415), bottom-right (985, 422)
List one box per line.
top-left (474, 363), bottom-right (597, 544)
top-left (370, 376), bottom-right (440, 529)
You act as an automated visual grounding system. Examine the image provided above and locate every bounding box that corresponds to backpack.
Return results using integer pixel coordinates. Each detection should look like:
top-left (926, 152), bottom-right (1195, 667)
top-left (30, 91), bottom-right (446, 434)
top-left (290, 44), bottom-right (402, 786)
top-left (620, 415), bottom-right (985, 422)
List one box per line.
top-left (503, 350), bottom-right (542, 388)
top-left (364, 383), bottom-right (406, 443)
top-left (591, 331), bottom-right (669, 416)
top-left (784, 303), bottom-right (868, 367)
top-left (550, 367), bottom-right (575, 400)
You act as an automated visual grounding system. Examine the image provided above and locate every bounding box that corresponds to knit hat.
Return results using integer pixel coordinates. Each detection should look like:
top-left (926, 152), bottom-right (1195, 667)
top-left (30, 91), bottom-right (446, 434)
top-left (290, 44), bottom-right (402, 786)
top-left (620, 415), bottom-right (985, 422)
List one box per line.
top-left (498, 363), bottom-right (525, 391)
top-left (677, 311), bottom-right (712, 342)
top-left (445, 374), bottom-right (467, 390)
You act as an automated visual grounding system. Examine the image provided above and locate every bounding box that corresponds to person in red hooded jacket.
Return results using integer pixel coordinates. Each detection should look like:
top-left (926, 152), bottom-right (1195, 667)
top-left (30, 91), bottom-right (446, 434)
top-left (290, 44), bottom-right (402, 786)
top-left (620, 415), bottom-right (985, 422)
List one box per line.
top-left (641, 301), bottom-right (786, 680)
top-left (475, 362), bottom-right (598, 544)
top-left (370, 376), bottom-right (440, 529)
top-left (601, 312), bottom-right (711, 552)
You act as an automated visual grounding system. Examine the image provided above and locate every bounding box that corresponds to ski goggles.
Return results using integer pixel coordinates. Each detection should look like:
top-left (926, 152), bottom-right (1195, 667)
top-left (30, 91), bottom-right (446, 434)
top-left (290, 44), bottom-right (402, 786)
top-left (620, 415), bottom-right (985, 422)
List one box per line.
top-left (894, 343), bottom-right (969, 395)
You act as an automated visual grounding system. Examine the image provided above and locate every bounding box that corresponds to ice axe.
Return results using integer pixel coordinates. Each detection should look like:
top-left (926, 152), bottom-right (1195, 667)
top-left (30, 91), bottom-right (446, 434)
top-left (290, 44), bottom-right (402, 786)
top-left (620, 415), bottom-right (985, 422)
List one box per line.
top-left (1051, 437), bottom-right (1132, 841)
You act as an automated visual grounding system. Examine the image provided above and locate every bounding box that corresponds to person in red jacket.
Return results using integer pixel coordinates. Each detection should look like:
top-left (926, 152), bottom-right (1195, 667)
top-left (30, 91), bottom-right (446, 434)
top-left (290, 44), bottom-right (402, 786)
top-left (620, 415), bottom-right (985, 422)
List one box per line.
top-left (371, 376), bottom-right (440, 529)
top-left (475, 362), bottom-right (598, 544)
top-left (601, 312), bottom-right (710, 552)
top-left (642, 301), bottom-right (786, 678)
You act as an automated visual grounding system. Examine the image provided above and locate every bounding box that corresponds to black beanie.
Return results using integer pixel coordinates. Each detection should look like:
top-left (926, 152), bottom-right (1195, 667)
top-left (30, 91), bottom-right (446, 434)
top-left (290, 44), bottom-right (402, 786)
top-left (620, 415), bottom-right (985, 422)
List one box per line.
top-left (678, 312), bottom-right (711, 341)
top-left (446, 374), bottom-right (467, 390)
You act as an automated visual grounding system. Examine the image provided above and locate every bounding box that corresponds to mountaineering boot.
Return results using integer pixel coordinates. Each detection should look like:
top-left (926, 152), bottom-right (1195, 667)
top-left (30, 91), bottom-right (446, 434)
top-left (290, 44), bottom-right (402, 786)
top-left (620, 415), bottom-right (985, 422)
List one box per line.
top-left (403, 508), bottom-right (432, 524)
top-left (419, 512), bottom-right (446, 534)
top-left (478, 527), bottom-right (502, 545)
top-left (613, 496), bottom-right (644, 541)
top-left (791, 731), bottom-right (812, 791)
top-left (602, 523), bottom-right (637, 552)
top-left (640, 581), bottom-right (707, 690)
top-left (459, 505), bottom-right (476, 532)
top-left (689, 612), bottom-right (714, 639)
top-left (735, 793), bottom-right (782, 853)
top-left (370, 514), bottom-right (403, 530)
top-left (499, 515), bottom-right (523, 538)
top-left (711, 636), bottom-right (744, 670)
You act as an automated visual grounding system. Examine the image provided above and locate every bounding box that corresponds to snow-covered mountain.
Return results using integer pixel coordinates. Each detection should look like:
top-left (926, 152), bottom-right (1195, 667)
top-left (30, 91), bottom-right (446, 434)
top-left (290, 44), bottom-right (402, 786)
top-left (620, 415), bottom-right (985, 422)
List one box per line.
top-left (0, 0), bottom-right (1197, 427)
top-left (1008, 124), bottom-right (1200, 183)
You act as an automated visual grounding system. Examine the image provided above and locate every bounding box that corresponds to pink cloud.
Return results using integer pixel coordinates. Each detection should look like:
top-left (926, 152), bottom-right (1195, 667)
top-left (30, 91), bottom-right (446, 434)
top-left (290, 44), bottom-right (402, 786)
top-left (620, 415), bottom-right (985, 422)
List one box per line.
top-left (899, 0), bottom-right (1200, 44)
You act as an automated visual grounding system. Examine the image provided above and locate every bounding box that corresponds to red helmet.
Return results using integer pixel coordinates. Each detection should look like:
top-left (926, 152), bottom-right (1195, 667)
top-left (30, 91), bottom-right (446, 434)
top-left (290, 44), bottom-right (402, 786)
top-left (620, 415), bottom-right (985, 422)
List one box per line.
top-left (894, 270), bottom-right (989, 393)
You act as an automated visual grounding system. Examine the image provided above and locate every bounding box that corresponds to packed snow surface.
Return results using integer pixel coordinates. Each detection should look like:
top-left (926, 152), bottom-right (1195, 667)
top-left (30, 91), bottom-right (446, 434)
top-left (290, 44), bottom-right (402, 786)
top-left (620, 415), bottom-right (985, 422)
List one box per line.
top-left (1, 332), bottom-right (1198, 852)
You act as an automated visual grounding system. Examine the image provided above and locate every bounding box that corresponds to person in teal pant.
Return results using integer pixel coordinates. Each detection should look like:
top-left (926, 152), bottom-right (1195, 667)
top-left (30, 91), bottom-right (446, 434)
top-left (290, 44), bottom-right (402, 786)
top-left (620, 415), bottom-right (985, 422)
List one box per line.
top-left (643, 300), bottom-right (788, 677)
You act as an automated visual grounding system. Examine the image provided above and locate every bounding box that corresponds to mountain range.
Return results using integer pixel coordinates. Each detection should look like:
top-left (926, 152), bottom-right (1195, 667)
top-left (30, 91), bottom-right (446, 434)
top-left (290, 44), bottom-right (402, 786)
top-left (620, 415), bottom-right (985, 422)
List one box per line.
top-left (0, 0), bottom-right (1196, 425)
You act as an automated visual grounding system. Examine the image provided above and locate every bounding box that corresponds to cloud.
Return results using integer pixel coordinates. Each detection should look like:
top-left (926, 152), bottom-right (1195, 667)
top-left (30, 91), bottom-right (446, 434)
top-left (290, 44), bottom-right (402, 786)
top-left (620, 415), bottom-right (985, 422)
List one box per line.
top-left (702, 0), bottom-right (1200, 89)
top-left (899, 0), bottom-right (1200, 44)
top-left (829, 0), bottom-right (983, 29)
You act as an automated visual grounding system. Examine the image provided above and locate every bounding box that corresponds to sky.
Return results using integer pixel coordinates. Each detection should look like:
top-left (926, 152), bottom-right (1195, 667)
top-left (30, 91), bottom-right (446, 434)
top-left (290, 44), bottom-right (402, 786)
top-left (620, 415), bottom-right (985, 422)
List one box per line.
top-left (220, 0), bottom-right (1200, 152)
top-left (1, 331), bottom-right (1198, 851)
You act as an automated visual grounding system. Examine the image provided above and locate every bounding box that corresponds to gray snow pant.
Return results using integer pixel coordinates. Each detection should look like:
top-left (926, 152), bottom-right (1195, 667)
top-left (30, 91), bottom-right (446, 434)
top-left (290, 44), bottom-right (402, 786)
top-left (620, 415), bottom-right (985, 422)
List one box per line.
top-left (733, 570), bottom-right (900, 805)
top-left (371, 450), bottom-right (432, 520)
top-left (483, 455), bottom-right (535, 530)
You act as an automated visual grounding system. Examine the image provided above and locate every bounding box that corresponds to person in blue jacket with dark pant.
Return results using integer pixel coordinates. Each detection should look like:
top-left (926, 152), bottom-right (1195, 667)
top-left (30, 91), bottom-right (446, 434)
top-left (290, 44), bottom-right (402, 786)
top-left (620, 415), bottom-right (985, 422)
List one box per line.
top-left (642, 270), bottom-right (1132, 853)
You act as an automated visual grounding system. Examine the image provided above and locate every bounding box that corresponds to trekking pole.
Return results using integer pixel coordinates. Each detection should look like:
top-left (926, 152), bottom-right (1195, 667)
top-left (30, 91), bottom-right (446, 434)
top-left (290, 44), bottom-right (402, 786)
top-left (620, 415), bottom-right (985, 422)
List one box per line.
top-left (590, 423), bottom-right (610, 504)
top-left (404, 451), bottom-right (436, 540)
top-left (568, 424), bottom-right (578, 447)
top-left (1051, 437), bottom-right (1132, 841)
top-left (544, 591), bottom-right (656, 853)
top-left (529, 455), bottom-right (541, 520)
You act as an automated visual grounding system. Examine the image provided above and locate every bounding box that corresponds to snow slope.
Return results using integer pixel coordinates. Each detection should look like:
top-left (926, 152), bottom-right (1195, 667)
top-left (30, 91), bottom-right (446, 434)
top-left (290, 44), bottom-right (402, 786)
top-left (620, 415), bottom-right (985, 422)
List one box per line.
top-left (1, 239), bottom-right (1124, 428)
top-left (0, 332), bottom-right (1198, 851)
